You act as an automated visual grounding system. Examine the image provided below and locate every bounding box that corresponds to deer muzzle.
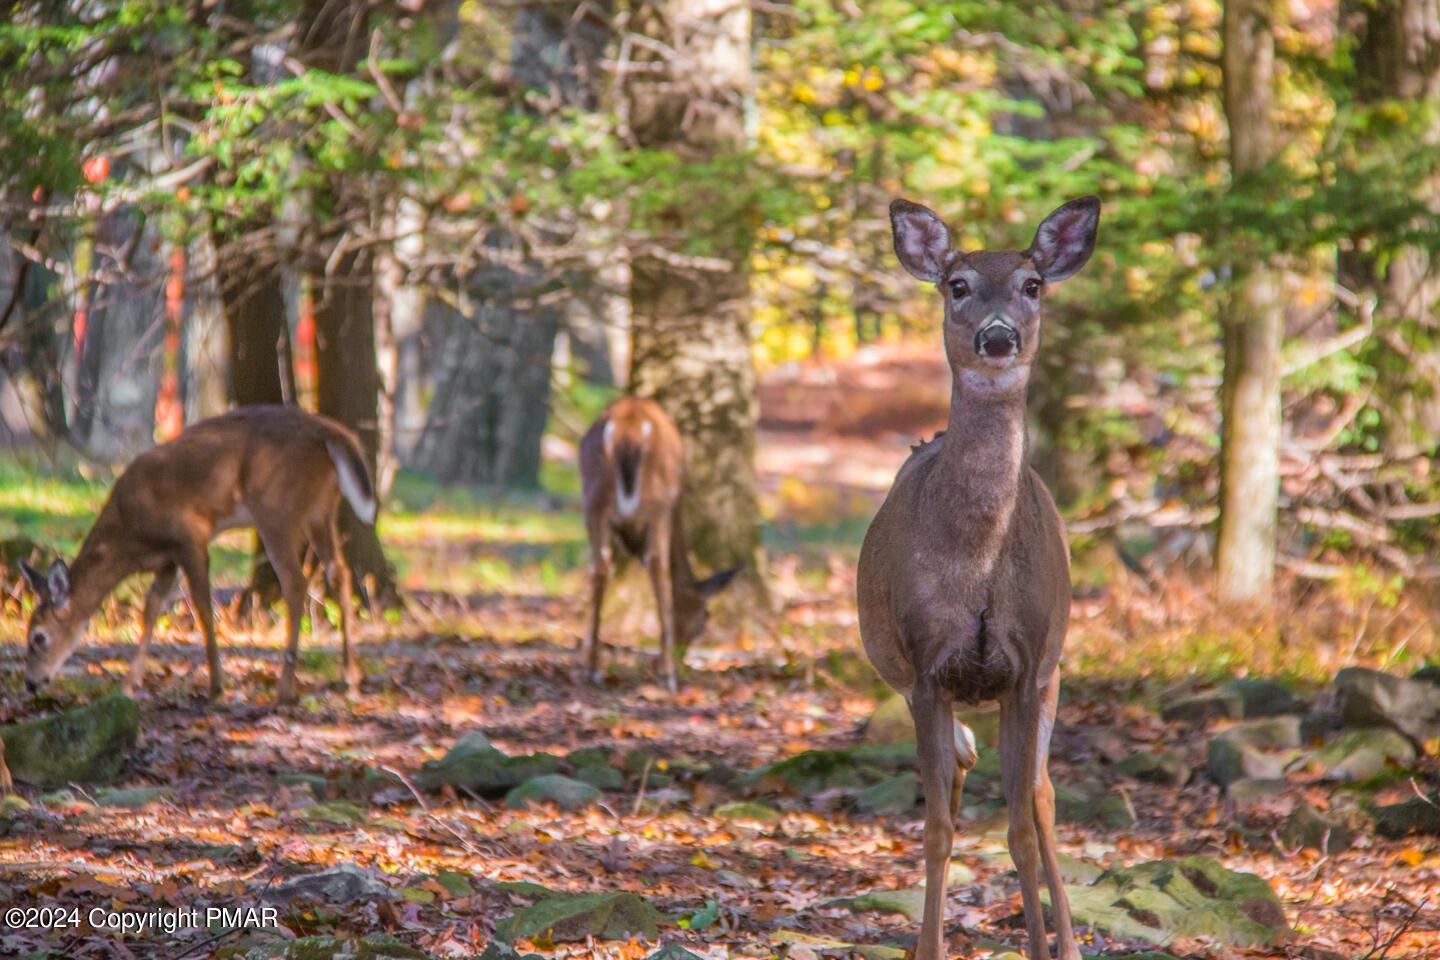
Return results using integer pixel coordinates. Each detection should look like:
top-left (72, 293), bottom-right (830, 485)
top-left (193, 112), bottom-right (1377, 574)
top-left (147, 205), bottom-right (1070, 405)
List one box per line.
top-left (974, 318), bottom-right (1021, 359)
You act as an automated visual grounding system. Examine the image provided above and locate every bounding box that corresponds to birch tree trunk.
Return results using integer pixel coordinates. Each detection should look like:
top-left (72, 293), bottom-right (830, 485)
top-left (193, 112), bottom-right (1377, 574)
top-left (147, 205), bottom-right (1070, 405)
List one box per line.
top-left (1216, 0), bottom-right (1285, 605)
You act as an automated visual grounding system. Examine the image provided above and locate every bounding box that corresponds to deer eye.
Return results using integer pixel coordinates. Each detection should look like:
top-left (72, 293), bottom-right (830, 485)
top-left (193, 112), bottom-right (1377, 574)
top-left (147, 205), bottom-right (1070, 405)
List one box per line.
top-left (31, 630), bottom-right (48, 649)
top-left (949, 278), bottom-right (970, 298)
top-left (1023, 278), bottom-right (1042, 299)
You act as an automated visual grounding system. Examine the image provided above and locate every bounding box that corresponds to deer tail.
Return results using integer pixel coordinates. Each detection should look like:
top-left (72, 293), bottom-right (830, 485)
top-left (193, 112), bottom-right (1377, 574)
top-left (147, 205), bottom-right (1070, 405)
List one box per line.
top-left (325, 436), bottom-right (378, 525)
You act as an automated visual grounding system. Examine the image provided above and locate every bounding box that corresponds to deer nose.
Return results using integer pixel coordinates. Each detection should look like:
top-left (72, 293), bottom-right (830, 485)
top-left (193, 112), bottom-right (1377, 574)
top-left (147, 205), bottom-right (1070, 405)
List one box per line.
top-left (974, 321), bottom-right (1020, 358)
top-left (24, 678), bottom-right (38, 695)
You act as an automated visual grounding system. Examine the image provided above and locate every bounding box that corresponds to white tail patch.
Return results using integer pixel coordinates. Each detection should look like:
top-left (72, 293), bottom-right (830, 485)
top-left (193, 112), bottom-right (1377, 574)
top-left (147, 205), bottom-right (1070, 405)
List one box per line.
top-left (327, 441), bottom-right (377, 525)
top-left (616, 475), bottom-right (642, 518)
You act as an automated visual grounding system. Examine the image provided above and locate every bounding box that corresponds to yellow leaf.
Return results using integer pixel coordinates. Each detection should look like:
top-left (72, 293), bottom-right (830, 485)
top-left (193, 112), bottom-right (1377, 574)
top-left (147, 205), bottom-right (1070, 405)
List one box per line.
top-left (690, 849), bottom-right (721, 870)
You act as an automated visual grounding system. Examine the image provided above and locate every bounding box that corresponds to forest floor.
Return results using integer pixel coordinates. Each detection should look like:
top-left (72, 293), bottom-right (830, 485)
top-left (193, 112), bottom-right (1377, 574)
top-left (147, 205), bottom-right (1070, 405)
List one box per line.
top-left (0, 346), bottom-right (1437, 960)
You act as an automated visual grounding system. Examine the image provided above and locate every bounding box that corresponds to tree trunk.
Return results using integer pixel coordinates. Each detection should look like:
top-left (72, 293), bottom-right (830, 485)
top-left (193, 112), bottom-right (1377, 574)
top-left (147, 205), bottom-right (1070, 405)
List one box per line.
top-left (183, 229), bottom-right (230, 422)
top-left (219, 250), bottom-right (294, 408)
top-left (1216, 0), bottom-right (1284, 605)
top-left (315, 249), bottom-right (400, 608)
top-left (625, 0), bottom-right (763, 592)
top-left (414, 267), bottom-right (560, 488)
top-left (1342, 0), bottom-right (1440, 456)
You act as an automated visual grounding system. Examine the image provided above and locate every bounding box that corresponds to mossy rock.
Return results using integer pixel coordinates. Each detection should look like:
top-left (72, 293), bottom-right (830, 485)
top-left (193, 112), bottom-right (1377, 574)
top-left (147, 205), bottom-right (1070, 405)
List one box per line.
top-left (0, 694), bottom-right (139, 787)
top-left (828, 887), bottom-right (925, 922)
top-left (240, 934), bottom-right (430, 959)
top-left (1207, 736), bottom-right (1284, 787)
top-left (573, 763), bottom-right (625, 791)
top-left (504, 774), bottom-right (600, 811)
top-left (1162, 691), bottom-right (1242, 724)
top-left (497, 891), bottom-right (664, 943)
top-left (1279, 801), bottom-right (1354, 853)
top-left (1116, 749), bottom-right (1190, 787)
top-left (864, 696), bottom-right (914, 744)
top-left (1052, 856), bottom-right (1289, 947)
top-left (1220, 678), bottom-right (1302, 718)
top-left (94, 786), bottom-right (170, 808)
top-left (416, 731), bottom-right (561, 796)
top-left (713, 800), bottom-right (782, 824)
top-left (855, 772), bottom-right (920, 814)
top-left (1310, 728), bottom-right (1415, 782)
top-left (296, 801), bottom-right (368, 826)
top-left (1374, 793), bottom-right (1440, 838)
top-left (749, 742), bottom-right (916, 793)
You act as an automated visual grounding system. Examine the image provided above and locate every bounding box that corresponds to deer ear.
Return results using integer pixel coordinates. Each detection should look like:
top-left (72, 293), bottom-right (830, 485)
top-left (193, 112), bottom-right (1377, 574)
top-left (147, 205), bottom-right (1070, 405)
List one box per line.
top-left (46, 560), bottom-right (71, 609)
top-left (889, 200), bottom-right (954, 282)
top-left (1029, 195), bottom-right (1100, 282)
top-left (697, 567), bottom-right (740, 599)
top-left (19, 561), bottom-right (48, 599)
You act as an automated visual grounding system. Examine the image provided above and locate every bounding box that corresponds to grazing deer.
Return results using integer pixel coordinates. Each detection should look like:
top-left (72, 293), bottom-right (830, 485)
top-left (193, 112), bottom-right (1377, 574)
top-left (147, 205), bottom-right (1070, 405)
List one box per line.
top-left (858, 196), bottom-right (1100, 960)
top-left (18, 405), bottom-right (377, 704)
top-left (577, 397), bottom-right (738, 692)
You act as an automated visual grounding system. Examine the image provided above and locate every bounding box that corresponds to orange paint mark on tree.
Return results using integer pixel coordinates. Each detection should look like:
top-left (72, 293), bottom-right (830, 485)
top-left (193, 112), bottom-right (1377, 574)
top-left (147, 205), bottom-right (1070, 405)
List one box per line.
top-left (154, 246), bottom-right (186, 441)
top-left (294, 278), bottom-right (317, 409)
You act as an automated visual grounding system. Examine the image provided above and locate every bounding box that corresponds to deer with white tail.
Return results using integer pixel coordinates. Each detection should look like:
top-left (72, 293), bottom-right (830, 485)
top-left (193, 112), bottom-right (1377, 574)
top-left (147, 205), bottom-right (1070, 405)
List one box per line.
top-left (17, 405), bottom-right (377, 705)
top-left (578, 397), bottom-right (739, 692)
top-left (857, 196), bottom-right (1101, 960)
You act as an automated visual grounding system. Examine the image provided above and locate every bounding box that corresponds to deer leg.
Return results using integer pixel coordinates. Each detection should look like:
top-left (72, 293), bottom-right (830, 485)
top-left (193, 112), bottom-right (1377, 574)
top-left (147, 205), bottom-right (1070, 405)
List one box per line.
top-left (259, 526), bottom-right (308, 705)
top-left (178, 548), bottom-right (222, 700)
top-left (125, 564), bottom-right (178, 697)
top-left (1001, 685), bottom-right (1050, 960)
top-left (579, 540), bottom-right (610, 684)
top-left (909, 681), bottom-right (957, 960)
top-left (646, 514), bottom-right (678, 694)
top-left (313, 518), bottom-right (360, 696)
top-left (1032, 673), bottom-right (1079, 960)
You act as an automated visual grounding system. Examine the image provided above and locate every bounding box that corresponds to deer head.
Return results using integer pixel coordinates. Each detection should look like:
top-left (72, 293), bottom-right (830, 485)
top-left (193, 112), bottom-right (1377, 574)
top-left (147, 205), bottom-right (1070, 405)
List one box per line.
top-left (19, 558), bottom-right (83, 691)
top-left (889, 196), bottom-right (1100, 396)
top-left (675, 567), bottom-right (741, 645)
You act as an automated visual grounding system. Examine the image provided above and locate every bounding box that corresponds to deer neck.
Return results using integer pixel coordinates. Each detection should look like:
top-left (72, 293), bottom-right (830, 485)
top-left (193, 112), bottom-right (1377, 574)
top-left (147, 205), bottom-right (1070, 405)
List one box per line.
top-left (65, 522), bottom-right (136, 627)
top-left (935, 367), bottom-right (1029, 538)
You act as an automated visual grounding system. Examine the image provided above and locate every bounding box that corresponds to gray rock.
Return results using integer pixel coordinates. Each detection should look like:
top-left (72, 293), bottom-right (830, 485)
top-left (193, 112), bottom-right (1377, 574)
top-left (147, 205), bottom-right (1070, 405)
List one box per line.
top-left (1312, 728), bottom-right (1416, 782)
top-left (864, 696), bottom-right (913, 744)
top-left (1208, 736), bottom-right (1285, 787)
top-left (1336, 667), bottom-right (1440, 745)
top-left (1227, 778), bottom-right (1289, 804)
top-left (1162, 691), bottom-right (1242, 724)
top-left (1220, 678), bottom-right (1302, 718)
top-left (1279, 801), bottom-right (1354, 853)
top-left (1224, 716), bottom-right (1303, 751)
top-left (1116, 749), bottom-right (1191, 787)
top-left (504, 774), bottom-right (600, 811)
top-left (0, 695), bottom-right (139, 787)
top-left (272, 864), bottom-right (393, 904)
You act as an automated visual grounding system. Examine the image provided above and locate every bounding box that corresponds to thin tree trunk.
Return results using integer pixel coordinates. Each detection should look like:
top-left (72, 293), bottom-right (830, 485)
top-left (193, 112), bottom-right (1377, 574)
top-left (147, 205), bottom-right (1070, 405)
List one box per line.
top-left (1216, 0), bottom-right (1284, 605)
top-left (183, 229), bottom-right (229, 421)
top-left (626, 0), bottom-right (764, 591)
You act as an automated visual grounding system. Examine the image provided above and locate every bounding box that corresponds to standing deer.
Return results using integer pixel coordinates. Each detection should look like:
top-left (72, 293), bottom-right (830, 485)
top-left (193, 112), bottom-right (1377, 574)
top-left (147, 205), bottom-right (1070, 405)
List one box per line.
top-left (18, 405), bottom-right (377, 704)
top-left (858, 196), bottom-right (1100, 960)
top-left (578, 397), bottom-right (738, 692)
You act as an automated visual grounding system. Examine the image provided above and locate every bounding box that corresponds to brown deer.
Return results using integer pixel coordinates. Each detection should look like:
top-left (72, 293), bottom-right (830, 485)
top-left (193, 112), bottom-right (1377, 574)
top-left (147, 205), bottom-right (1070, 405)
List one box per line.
top-left (858, 196), bottom-right (1100, 960)
top-left (18, 405), bottom-right (377, 704)
top-left (577, 397), bottom-right (738, 692)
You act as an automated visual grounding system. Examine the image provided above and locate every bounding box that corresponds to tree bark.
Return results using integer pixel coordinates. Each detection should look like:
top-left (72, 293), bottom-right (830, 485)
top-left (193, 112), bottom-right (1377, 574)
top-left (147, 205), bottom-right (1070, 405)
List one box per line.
top-left (315, 249), bottom-right (400, 608)
top-left (183, 229), bottom-right (230, 422)
top-left (625, 0), bottom-right (765, 589)
top-left (1342, 0), bottom-right (1440, 455)
top-left (1216, 0), bottom-right (1285, 605)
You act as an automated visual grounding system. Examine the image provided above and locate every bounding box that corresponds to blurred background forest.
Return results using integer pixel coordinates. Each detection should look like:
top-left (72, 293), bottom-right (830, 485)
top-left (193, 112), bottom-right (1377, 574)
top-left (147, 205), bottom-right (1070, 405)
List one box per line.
top-left (2, 0), bottom-right (1440, 636)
